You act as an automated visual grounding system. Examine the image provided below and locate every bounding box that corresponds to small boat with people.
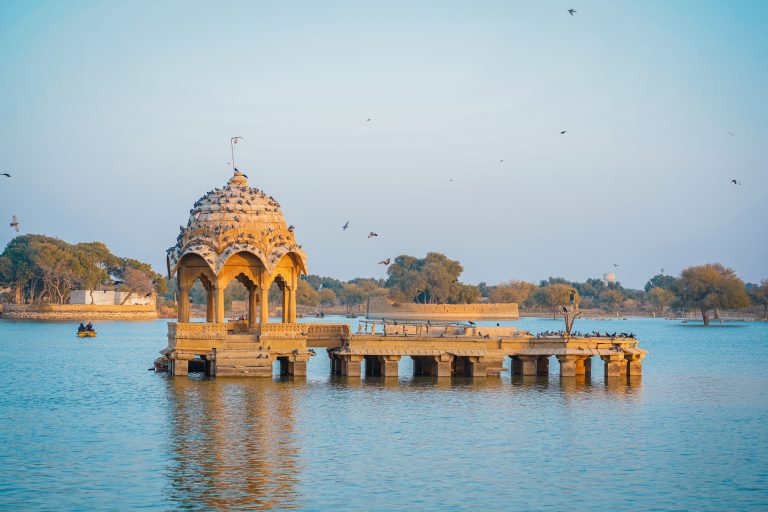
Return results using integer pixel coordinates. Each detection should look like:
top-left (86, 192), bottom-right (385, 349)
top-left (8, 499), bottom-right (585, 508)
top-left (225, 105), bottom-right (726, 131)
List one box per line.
top-left (76, 322), bottom-right (97, 338)
top-left (153, 356), bottom-right (169, 372)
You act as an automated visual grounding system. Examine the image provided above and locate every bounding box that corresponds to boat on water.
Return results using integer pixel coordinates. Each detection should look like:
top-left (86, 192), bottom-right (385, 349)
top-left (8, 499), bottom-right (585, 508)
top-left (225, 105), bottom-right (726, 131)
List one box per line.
top-left (77, 331), bottom-right (97, 338)
top-left (154, 356), bottom-right (169, 371)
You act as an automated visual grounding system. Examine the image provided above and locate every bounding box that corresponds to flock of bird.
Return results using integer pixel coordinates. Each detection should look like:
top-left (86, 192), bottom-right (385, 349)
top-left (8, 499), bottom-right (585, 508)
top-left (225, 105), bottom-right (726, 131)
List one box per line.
top-left (535, 330), bottom-right (635, 339)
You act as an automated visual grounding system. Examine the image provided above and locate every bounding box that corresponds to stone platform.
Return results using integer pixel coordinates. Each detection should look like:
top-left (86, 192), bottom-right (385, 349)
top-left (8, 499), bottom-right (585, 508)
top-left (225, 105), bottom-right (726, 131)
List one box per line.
top-left (164, 322), bottom-right (646, 381)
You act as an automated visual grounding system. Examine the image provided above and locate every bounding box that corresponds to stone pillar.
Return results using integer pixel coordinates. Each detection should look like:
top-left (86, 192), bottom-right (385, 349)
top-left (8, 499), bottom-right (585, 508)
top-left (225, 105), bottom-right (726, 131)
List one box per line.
top-left (556, 355), bottom-right (581, 377)
top-left (518, 355), bottom-right (539, 376)
top-left (171, 353), bottom-right (191, 376)
top-left (584, 357), bottom-right (592, 374)
top-left (177, 286), bottom-right (190, 323)
top-left (259, 287), bottom-right (269, 324)
top-left (248, 287), bottom-right (258, 327)
top-left (380, 356), bottom-right (400, 377)
top-left (341, 355), bottom-right (362, 377)
top-left (432, 354), bottom-right (454, 377)
top-left (206, 287), bottom-right (215, 323)
top-left (281, 285), bottom-right (289, 323)
top-left (289, 359), bottom-right (307, 377)
top-left (537, 356), bottom-right (550, 375)
top-left (467, 357), bottom-right (487, 378)
top-left (485, 358), bottom-right (505, 377)
top-left (574, 357), bottom-right (587, 376)
top-left (601, 354), bottom-right (625, 380)
top-left (289, 287), bottom-right (297, 322)
top-left (627, 357), bottom-right (643, 377)
top-left (329, 353), bottom-right (341, 375)
top-left (213, 285), bottom-right (224, 324)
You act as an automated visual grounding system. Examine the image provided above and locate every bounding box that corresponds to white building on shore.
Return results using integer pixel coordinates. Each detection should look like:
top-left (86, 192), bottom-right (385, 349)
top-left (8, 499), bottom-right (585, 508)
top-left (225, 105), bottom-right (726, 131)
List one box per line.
top-left (69, 290), bottom-right (154, 306)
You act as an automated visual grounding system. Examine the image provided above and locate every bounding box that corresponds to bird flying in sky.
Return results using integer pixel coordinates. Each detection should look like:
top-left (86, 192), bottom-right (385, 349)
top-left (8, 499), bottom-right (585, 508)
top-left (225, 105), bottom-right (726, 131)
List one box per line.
top-left (9, 215), bottom-right (19, 232)
top-left (1, 173), bottom-right (10, 178)
top-left (731, 179), bottom-right (742, 185)
top-left (378, 258), bottom-right (390, 265)
top-left (368, 232), bottom-right (378, 238)
top-left (560, 130), bottom-right (567, 134)
top-left (613, 263), bottom-right (620, 267)
top-left (342, 221), bottom-right (349, 230)
top-left (568, 9), bottom-right (577, 16)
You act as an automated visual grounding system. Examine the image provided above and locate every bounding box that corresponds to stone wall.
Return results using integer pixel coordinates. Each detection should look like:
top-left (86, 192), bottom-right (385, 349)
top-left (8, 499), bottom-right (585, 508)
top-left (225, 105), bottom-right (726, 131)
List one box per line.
top-left (366, 298), bottom-right (519, 320)
top-left (1, 303), bottom-right (157, 320)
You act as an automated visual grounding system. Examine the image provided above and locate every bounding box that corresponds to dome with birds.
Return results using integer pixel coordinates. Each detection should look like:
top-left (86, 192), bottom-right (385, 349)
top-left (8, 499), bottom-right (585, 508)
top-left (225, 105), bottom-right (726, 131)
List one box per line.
top-left (166, 170), bottom-right (306, 279)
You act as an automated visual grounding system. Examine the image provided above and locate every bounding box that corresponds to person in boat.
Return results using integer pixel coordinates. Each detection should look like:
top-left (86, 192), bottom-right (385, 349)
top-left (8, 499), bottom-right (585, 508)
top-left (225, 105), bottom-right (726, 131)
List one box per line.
top-left (77, 323), bottom-right (86, 333)
top-left (85, 322), bottom-right (94, 332)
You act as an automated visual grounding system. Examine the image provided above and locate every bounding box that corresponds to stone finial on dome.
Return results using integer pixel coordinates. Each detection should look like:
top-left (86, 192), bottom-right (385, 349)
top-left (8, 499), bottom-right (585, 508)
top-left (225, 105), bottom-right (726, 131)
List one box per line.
top-left (229, 168), bottom-right (248, 186)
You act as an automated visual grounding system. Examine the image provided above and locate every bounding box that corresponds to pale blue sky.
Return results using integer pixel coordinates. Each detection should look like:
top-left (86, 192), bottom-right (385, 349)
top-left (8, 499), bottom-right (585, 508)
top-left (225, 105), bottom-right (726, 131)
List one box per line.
top-left (0, 0), bottom-right (765, 288)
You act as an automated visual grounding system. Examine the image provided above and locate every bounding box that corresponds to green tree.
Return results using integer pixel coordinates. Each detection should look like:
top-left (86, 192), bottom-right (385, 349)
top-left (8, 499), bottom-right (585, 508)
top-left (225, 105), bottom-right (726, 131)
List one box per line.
top-left (296, 279), bottom-right (320, 307)
top-left (673, 264), bottom-right (749, 325)
top-left (0, 235), bottom-right (166, 305)
top-left (338, 283), bottom-right (366, 312)
top-left (319, 288), bottom-right (336, 309)
top-left (746, 279), bottom-right (768, 319)
top-left (385, 252), bottom-right (476, 304)
top-left (647, 287), bottom-right (675, 316)
top-left (599, 289), bottom-right (625, 313)
top-left (531, 283), bottom-right (580, 316)
top-left (489, 280), bottom-right (537, 305)
top-left (645, 273), bottom-right (677, 292)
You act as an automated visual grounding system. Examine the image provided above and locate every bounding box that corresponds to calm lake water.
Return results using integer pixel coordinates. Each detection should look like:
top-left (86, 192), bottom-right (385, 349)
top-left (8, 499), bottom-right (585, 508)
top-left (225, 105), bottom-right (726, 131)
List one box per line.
top-left (1, 316), bottom-right (767, 511)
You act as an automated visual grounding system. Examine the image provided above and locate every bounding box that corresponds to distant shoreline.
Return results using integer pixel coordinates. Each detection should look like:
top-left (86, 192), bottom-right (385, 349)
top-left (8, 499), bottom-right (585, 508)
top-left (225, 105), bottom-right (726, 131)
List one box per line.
top-left (0, 304), bottom-right (157, 321)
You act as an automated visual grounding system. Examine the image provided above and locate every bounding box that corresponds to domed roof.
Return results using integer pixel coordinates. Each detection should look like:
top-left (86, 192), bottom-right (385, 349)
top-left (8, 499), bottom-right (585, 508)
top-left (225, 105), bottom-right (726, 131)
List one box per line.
top-left (167, 170), bottom-right (307, 278)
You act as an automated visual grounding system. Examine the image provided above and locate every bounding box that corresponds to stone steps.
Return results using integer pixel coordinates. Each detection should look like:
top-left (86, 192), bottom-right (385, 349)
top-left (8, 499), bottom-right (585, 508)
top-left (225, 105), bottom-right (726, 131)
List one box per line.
top-left (213, 347), bottom-right (273, 377)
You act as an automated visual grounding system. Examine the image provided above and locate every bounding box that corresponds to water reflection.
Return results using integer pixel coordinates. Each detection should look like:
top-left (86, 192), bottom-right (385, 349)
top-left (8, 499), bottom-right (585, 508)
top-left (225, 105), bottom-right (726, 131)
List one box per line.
top-left (165, 377), bottom-right (302, 510)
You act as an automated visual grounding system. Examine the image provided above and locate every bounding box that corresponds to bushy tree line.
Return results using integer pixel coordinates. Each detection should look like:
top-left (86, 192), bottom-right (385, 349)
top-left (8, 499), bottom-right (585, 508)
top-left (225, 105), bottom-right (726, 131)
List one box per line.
top-left (0, 235), bottom-right (166, 304)
top-left (297, 252), bottom-right (765, 325)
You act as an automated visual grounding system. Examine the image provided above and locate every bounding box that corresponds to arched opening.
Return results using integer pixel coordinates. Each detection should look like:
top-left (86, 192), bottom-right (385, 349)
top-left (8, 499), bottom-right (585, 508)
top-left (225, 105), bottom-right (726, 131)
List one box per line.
top-left (224, 273), bottom-right (256, 328)
top-left (188, 275), bottom-right (213, 322)
top-left (219, 251), bottom-right (268, 325)
top-left (272, 275), bottom-right (295, 323)
top-left (175, 253), bottom-right (216, 323)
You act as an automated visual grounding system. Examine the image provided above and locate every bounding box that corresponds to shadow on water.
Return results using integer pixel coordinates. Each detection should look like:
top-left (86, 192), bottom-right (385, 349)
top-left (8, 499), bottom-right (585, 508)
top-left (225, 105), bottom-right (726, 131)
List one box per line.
top-left (164, 376), bottom-right (303, 510)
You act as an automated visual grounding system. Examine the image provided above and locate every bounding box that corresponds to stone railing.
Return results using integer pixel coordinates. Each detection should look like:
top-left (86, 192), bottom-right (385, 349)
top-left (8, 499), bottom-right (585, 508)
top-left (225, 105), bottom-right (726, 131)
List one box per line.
top-left (259, 322), bottom-right (308, 337)
top-left (169, 322), bottom-right (228, 340)
top-left (305, 323), bottom-right (350, 347)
